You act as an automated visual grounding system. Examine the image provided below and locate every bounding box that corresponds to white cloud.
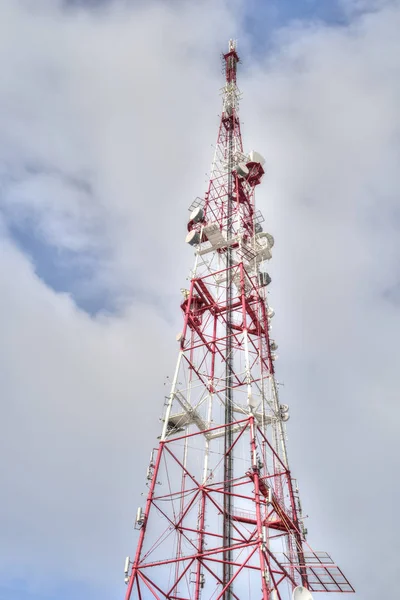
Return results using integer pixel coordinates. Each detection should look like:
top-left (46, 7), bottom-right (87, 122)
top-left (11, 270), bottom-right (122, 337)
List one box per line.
top-left (0, 0), bottom-right (399, 598)
top-left (0, 1), bottom-right (240, 596)
top-left (0, 0), bottom-right (240, 303)
top-left (0, 235), bottom-right (174, 595)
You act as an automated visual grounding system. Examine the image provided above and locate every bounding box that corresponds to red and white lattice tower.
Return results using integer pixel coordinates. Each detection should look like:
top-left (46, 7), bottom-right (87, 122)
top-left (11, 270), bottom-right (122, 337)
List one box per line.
top-left (123, 41), bottom-right (354, 600)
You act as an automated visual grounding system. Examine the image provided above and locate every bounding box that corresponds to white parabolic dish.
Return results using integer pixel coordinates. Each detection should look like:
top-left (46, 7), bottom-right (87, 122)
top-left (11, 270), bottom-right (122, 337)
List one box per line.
top-left (292, 587), bottom-right (314, 600)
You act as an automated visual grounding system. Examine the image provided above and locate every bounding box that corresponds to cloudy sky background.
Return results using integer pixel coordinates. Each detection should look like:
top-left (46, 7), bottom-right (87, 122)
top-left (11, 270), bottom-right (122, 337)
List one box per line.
top-left (0, 0), bottom-right (399, 598)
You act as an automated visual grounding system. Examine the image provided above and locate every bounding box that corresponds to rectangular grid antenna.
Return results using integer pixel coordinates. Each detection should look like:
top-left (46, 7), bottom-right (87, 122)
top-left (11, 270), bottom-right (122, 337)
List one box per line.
top-left (188, 197), bottom-right (205, 212)
top-left (283, 551), bottom-right (355, 593)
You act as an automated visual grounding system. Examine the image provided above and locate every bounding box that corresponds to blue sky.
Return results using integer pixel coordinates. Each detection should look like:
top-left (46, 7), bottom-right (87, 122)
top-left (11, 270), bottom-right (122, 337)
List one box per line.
top-left (243, 0), bottom-right (346, 49)
top-left (0, 580), bottom-right (106, 600)
top-left (1, 0), bottom-right (400, 599)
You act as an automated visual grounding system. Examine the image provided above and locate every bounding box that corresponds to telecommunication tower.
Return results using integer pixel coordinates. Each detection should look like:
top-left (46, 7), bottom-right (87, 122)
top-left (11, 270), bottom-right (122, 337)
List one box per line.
top-left (123, 41), bottom-right (354, 600)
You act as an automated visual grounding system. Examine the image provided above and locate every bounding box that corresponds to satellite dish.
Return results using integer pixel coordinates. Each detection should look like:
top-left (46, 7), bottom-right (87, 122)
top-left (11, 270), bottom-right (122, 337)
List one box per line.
top-left (256, 231), bottom-right (274, 248)
top-left (293, 587), bottom-right (314, 600)
top-left (186, 230), bottom-right (200, 246)
top-left (190, 206), bottom-right (204, 223)
top-left (248, 150), bottom-right (266, 166)
top-left (236, 162), bottom-right (249, 178)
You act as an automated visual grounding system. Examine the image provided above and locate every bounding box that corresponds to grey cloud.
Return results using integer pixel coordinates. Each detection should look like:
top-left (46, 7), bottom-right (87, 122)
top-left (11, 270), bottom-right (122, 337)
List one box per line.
top-left (0, 0), bottom-right (399, 599)
top-left (0, 1), bottom-right (240, 598)
top-left (241, 4), bottom-right (400, 597)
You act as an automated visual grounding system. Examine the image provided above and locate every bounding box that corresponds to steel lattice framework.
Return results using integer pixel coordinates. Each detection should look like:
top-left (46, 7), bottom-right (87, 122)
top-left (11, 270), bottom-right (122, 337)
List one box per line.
top-left (123, 41), bottom-right (354, 600)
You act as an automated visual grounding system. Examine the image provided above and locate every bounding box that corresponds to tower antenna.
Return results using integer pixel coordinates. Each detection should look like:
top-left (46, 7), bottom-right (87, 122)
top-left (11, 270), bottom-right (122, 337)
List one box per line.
top-left (123, 41), bottom-right (354, 600)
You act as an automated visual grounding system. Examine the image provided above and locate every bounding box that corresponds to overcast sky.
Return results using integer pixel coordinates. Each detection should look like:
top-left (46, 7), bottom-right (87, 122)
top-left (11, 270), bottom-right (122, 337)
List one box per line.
top-left (0, 0), bottom-right (399, 599)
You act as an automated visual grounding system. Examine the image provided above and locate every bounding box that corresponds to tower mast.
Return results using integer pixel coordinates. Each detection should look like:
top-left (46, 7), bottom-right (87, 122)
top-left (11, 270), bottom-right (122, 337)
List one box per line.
top-left (222, 40), bottom-right (239, 599)
top-left (123, 41), bottom-right (354, 600)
